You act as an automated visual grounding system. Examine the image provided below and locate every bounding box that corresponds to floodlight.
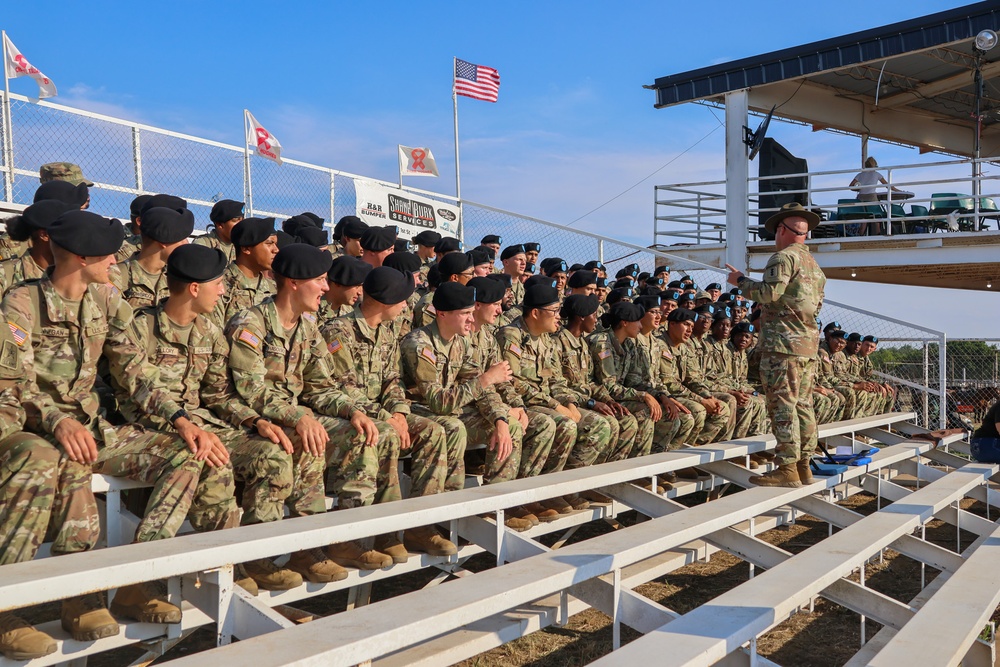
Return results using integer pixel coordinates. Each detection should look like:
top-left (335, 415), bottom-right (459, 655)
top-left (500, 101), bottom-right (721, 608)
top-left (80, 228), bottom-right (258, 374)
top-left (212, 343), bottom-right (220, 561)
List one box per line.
top-left (974, 29), bottom-right (998, 52)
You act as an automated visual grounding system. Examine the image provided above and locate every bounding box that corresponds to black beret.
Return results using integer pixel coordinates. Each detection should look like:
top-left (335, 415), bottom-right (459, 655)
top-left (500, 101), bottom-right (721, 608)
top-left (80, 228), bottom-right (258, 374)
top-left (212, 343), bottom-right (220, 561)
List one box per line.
top-left (394, 238), bottom-right (412, 253)
top-left (231, 217), bottom-right (276, 248)
top-left (327, 255), bottom-right (372, 286)
top-left (433, 282), bottom-right (476, 311)
top-left (707, 282), bottom-right (722, 291)
top-left (297, 226), bottom-right (329, 247)
top-left (383, 251), bottom-right (422, 274)
top-left (140, 194), bottom-right (187, 217)
top-left (413, 230), bottom-right (442, 247)
top-left (634, 295), bottom-right (662, 312)
top-left (480, 234), bottom-right (502, 245)
top-left (847, 332), bottom-right (863, 342)
top-left (646, 276), bottom-right (666, 287)
top-left (732, 297), bottom-right (747, 307)
top-left (141, 207), bottom-right (195, 244)
top-left (829, 329), bottom-right (847, 339)
top-left (667, 280), bottom-right (684, 289)
top-left (667, 308), bottom-right (698, 324)
top-left (337, 215), bottom-right (369, 240)
top-left (637, 272), bottom-right (650, 282)
top-left (435, 237), bottom-right (463, 254)
top-left (272, 243), bottom-right (333, 280)
top-left (363, 266), bottom-right (415, 305)
top-left (468, 276), bottom-right (506, 304)
top-left (130, 194), bottom-right (154, 218)
top-left (275, 230), bottom-right (296, 249)
top-left (568, 270), bottom-right (597, 288)
top-left (209, 199), bottom-right (244, 224)
top-left (167, 244), bottom-right (228, 283)
top-left (606, 287), bottom-right (634, 304)
top-left (569, 263), bottom-right (584, 272)
top-left (282, 214), bottom-right (318, 236)
top-left (584, 260), bottom-right (606, 272)
top-left (21, 199), bottom-right (74, 231)
top-left (561, 294), bottom-right (600, 319)
top-left (712, 306), bottom-right (733, 321)
top-left (49, 210), bottom-right (124, 256)
top-left (301, 212), bottom-right (324, 226)
top-left (615, 263), bottom-right (640, 279)
top-left (523, 242), bottom-right (541, 253)
top-left (438, 251), bottom-right (473, 278)
top-left (718, 293), bottom-right (734, 303)
top-left (34, 180), bottom-right (88, 208)
top-left (602, 302), bottom-right (645, 329)
top-left (662, 289), bottom-right (683, 302)
top-left (426, 263), bottom-right (443, 289)
top-left (500, 244), bottom-right (526, 261)
top-left (469, 247), bottom-right (493, 266)
top-left (360, 225), bottom-right (397, 252)
top-left (654, 265), bottom-right (670, 275)
top-left (613, 277), bottom-right (636, 290)
top-left (541, 257), bottom-right (568, 276)
top-left (750, 309), bottom-right (761, 322)
top-left (474, 244), bottom-right (496, 261)
top-left (732, 322), bottom-right (756, 335)
top-left (485, 272), bottom-right (512, 289)
top-left (524, 275), bottom-right (557, 289)
top-left (862, 335), bottom-right (879, 343)
top-left (729, 288), bottom-right (743, 296)
top-left (595, 277), bottom-right (609, 288)
top-left (680, 275), bottom-right (693, 283)
top-left (823, 321), bottom-right (842, 333)
top-left (677, 293), bottom-right (695, 304)
top-left (523, 284), bottom-right (560, 311)
top-left (523, 262), bottom-right (536, 275)
top-left (693, 303), bottom-right (716, 316)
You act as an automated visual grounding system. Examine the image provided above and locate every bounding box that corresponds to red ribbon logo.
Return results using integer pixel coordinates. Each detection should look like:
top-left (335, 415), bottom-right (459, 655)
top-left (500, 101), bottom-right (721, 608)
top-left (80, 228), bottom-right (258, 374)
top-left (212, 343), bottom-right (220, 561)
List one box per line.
top-left (255, 127), bottom-right (271, 151)
top-left (410, 149), bottom-right (426, 171)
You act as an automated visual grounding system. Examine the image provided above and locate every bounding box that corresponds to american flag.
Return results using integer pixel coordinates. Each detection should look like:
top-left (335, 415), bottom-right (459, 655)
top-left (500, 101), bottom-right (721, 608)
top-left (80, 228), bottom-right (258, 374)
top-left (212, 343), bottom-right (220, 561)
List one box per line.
top-left (454, 59), bottom-right (500, 103)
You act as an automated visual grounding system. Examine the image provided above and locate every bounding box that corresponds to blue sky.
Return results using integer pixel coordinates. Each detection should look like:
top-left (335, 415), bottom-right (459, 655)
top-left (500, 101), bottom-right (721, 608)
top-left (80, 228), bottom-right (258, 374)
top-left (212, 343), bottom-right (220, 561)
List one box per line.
top-left (3, 0), bottom-right (998, 338)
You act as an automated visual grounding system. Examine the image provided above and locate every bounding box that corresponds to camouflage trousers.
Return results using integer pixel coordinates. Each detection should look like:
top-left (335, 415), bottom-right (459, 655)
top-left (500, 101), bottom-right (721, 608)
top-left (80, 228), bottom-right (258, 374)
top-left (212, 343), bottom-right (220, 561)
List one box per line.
top-left (685, 396), bottom-right (731, 445)
top-left (712, 392), bottom-right (738, 441)
top-left (813, 389), bottom-right (845, 426)
top-left (532, 406), bottom-right (612, 473)
top-left (211, 424), bottom-right (326, 525)
top-left (518, 409), bottom-right (558, 479)
top-left (732, 392), bottom-right (768, 439)
top-left (674, 397), bottom-right (707, 445)
top-left (404, 412), bottom-right (464, 495)
top-left (837, 385), bottom-right (878, 419)
top-left (321, 415), bottom-right (401, 510)
top-left (620, 401), bottom-right (671, 457)
top-left (759, 353), bottom-right (818, 466)
top-left (0, 432), bottom-right (98, 564)
top-left (592, 408), bottom-right (644, 464)
top-left (94, 423), bottom-right (239, 541)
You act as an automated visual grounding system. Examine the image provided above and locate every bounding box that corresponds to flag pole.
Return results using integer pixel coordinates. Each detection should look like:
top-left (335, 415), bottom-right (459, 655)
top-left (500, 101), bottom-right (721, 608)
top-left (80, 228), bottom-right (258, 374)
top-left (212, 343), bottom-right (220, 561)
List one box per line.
top-left (397, 144), bottom-right (403, 189)
top-left (243, 109), bottom-right (254, 216)
top-left (452, 57), bottom-right (462, 203)
top-left (1, 31), bottom-right (15, 202)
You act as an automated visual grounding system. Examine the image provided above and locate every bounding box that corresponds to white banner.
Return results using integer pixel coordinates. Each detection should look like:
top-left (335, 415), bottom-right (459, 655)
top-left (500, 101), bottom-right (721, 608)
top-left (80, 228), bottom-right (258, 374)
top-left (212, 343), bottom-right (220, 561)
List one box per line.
top-left (398, 145), bottom-right (439, 177)
top-left (3, 34), bottom-right (57, 99)
top-left (245, 110), bottom-right (282, 165)
top-left (354, 180), bottom-right (460, 240)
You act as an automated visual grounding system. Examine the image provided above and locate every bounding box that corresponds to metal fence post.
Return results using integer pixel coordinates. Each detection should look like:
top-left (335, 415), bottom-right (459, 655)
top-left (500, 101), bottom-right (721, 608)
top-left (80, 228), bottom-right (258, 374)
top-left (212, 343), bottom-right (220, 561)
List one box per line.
top-left (598, 239), bottom-right (604, 264)
top-left (1, 91), bottom-right (14, 203)
top-left (938, 334), bottom-right (947, 429)
top-left (131, 126), bottom-right (143, 193)
top-left (923, 341), bottom-right (929, 428)
top-left (329, 171), bottom-right (336, 226)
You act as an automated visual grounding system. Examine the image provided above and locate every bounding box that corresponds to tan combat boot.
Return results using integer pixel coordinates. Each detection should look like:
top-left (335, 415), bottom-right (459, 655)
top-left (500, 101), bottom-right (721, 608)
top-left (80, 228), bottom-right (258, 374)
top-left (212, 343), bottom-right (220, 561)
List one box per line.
top-left (326, 541), bottom-right (393, 570)
top-left (233, 563), bottom-right (259, 596)
top-left (374, 534), bottom-right (410, 564)
top-left (523, 502), bottom-right (560, 523)
top-left (503, 515), bottom-right (534, 532)
top-left (508, 506), bottom-right (541, 526)
top-left (286, 548), bottom-right (349, 583)
top-left (110, 581), bottom-right (182, 624)
top-left (581, 490), bottom-right (613, 505)
top-left (563, 494), bottom-right (591, 511)
top-left (404, 525), bottom-right (458, 557)
top-left (636, 479), bottom-right (666, 494)
top-left (796, 458), bottom-right (815, 485)
top-left (61, 592), bottom-right (119, 641)
top-left (0, 612), bottom-right (56, 660)
top-left (540, 496), bottom-right (574, 515)
top-left (241, 558), bottom-right (303, 590)
top-left (748, 464), bottom-right (802, 488)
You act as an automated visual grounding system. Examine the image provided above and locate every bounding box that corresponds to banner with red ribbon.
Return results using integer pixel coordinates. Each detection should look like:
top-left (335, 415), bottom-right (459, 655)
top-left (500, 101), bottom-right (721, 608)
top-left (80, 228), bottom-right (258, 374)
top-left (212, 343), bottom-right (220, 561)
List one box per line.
top-left (355, 180), bottom-right (460, 240)
top-left (244, 110), bottom-right (282, 165)
top-left (398, 145), bottom-right (439, 178)
top-left (3, 33), bottom-right (57, 99)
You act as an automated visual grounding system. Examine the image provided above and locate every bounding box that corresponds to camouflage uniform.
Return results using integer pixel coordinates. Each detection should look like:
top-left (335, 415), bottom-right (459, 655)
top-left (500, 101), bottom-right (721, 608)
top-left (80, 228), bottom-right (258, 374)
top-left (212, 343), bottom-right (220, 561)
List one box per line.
top-left (226, 297), bottom-right (400, 509)
top-left (661, 336), bottom-right (733, 444)
top-left (411, 291), bottom-right (437, 330)
top-left (814, 346), bottom-right (847, 424)
top-left (4, 277), bottom-right (237, 547)
top-left (497, 318), bottom-right (611, 473)
top-left (321, 310), bottom-right (463, 495)
top-left (123, 305), bottom-right (326, 524)
top-left (737, 242), bottom-right (826, 465)
top-left (509, 278), bottom-right (524, 306)
top-left (396, 290), bottom-right (422, 340)
top-left (467, 324), bottom-right (557, 478)
top-left (193, 229), bottom-right (236, 263)
top-left (859, 354), bottom-right (893, 413)
top-left (552, 327), bottom-right (643, 462)
top-left (0, 252), bottom-right (46, 299)
top-left (703, 336), bottom-right (767, 438)
top-left (108, 258), bottom-right (170, 309)
top-left (400, 322), bottom-right (532, 485)
top-left (685, 334), bottom-right (738, 440)
top-left (0, 235), bottom-right (28, 262)
top-left (496, 304), bottom-right (523, 328)
top-left (831, 350), bottom-right (878, 418)
top-left (114, 234), bottom-right (141, 264)
top-left (211, 263), bottom-right (276, 330)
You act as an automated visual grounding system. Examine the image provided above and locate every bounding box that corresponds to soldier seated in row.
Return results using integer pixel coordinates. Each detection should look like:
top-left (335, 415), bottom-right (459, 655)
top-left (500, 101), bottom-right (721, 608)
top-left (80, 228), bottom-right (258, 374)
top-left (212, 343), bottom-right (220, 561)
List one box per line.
top-left (383, 251), bottom-right (423, 338)
top-left (0, 199), bottom-right (70, 298)
top-left (193, 199), bottom-right (244, 263)
top-left (212, 217), bottom-right (278, 329)
top-left (322, 255), bottom-right (371, 322)
top-left (115, 194), bottom-right (150, 263)
top-left (359, 225), bottom-right (397, 268)
top-left (110, 199), bottom-right (191, 309)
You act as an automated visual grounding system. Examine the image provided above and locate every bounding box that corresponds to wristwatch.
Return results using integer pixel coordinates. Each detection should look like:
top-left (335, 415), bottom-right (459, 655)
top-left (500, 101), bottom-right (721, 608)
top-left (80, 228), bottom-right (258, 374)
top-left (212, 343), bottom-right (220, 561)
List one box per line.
top-left (585, 398), bottom-right (596, 410)
top-left (495, 416), bottom-right (509, 424)
top-left (170, 409), bottom-right (189, 423)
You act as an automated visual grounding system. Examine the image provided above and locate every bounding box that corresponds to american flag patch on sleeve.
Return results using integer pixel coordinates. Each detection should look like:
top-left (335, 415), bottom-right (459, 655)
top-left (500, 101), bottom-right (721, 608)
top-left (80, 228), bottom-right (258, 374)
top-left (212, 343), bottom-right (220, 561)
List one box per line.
top-left (420, 347), bottom-right (437, 364)
top-left (7, 321), bottom-right (27, 346)
top-left (507, 343), bottom-right (522, 357)
top-left (327, 339), bottom-right (342, 355)
top-left (598, 349), bottom-right (612, 360)
top-left (238, 329), bottom-right (261, 349)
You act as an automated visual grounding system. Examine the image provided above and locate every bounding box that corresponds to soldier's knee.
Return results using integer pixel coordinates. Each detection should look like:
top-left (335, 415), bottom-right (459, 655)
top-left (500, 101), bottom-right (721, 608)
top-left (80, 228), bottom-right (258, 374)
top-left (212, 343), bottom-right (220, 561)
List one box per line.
top-left (0, 432), bottom-right (60, 472)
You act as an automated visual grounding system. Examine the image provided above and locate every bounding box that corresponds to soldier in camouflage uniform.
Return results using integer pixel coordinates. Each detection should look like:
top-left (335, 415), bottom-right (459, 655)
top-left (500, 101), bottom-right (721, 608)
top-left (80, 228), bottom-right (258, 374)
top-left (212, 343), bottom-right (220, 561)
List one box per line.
top-left (726, 203), bottom-right (827, 487)
top-left (500, 244), bottom-right (527, 307)
top-left (115, 195), bottom-right (152, 263)
top-left (109, 203), bottom-right (192, 309)
top-left (703, 307), bottom-right (767, 441)
top-left (5, 211), bottom-right (238, 639)
top-left (400, 282), bottom-right (536, 532)
top-left (0, 200), bottom-right (71, 298)
top-left (0, 174), bottom-right (89, 262)
top-left (120, 244), bottom-right (343, 589)
top-left (497, 282), bottom-right (612, 514)
top-left (413, 252), bottom-right (475, 329)
top-left (859, 335), bottom-right (894, 412)
top-left (321, 254), bottom-right (371, 323)
top-left (192, 199), bottom-right (244, 263)
top-left (412, 230), bottom-right (441, 287)
top-left (321, 266), bottom-right (460, 557)
top-left (813, 328), bottom-right (847, 424)
top-left (382, 251), bottom-right (424, 339)
top-left (226, 243), bottom-right (402, 571)
top-left (211, 217), bottom-right (278, 329)
top-left (832, 332), bottom-right (880, 417)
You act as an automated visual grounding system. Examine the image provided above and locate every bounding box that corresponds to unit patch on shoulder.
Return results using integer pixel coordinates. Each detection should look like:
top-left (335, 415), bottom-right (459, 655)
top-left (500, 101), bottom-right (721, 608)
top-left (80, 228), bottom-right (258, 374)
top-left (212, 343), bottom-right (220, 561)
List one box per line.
top-left (7, 321), bottom-right (27, 346)
top-left (598, 349), bottom-right (612, 360)
top-left (327, 339), bottom-right (342, 355)
top-left (419, 347), bottom-right (437, 364)
top-left (237, 329), bottom-right (261, 349)
top-left (507, 343), bottom-right (522, 358)
top-left (661, 349), bottom-right (673, 360)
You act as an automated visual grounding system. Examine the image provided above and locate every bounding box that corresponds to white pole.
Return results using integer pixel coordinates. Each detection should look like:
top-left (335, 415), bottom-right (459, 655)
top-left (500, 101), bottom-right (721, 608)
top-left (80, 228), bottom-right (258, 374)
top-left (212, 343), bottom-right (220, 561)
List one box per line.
top-left (397, 144), bottom-right (403, 189)
top-left (243, 109), bottom-right (254, 216)
top-left (453, 58), bottom-right (462, 203)
top-left (1, 31), bottom-right (15, 203)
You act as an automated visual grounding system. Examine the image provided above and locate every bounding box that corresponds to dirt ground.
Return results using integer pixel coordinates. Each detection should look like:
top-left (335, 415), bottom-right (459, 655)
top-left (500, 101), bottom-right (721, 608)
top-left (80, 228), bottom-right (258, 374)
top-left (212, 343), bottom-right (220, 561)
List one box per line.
top-left (31, 487), bottom-right (1000, 667)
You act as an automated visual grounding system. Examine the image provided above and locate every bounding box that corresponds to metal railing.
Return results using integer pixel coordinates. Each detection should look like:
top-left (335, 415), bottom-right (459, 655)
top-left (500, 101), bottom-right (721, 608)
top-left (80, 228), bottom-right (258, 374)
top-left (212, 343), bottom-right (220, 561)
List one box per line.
top-left (655, 156), bottom-right (1000, 245)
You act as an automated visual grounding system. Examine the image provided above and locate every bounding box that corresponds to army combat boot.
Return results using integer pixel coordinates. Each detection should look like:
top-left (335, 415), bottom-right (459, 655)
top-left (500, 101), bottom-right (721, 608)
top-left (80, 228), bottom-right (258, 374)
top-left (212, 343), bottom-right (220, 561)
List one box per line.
top-left (404, 525), bottom-right (458, 557)
top-left (242, 558), bottom-right (303, 590)
top-left (748, 464), bottom-right (802, 488)
top-left (110, 581), bottom-right (182, 624)
top-left (286, 548), bottom-right (349, 582)
top-left (373, 534), bottom-right (410, 564)
top-left (326, 541), bottom-right (393, 570)
top-left (796, 458), bottom-right (816, 485)
top-left (233, 563), bottom-right (259, 596)
top-left (61, 592), bottom-right (120, 641)
top-left (0, 612), bottom-right (56, 660)
top-left (522, 502), bottom-right (560, 523)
